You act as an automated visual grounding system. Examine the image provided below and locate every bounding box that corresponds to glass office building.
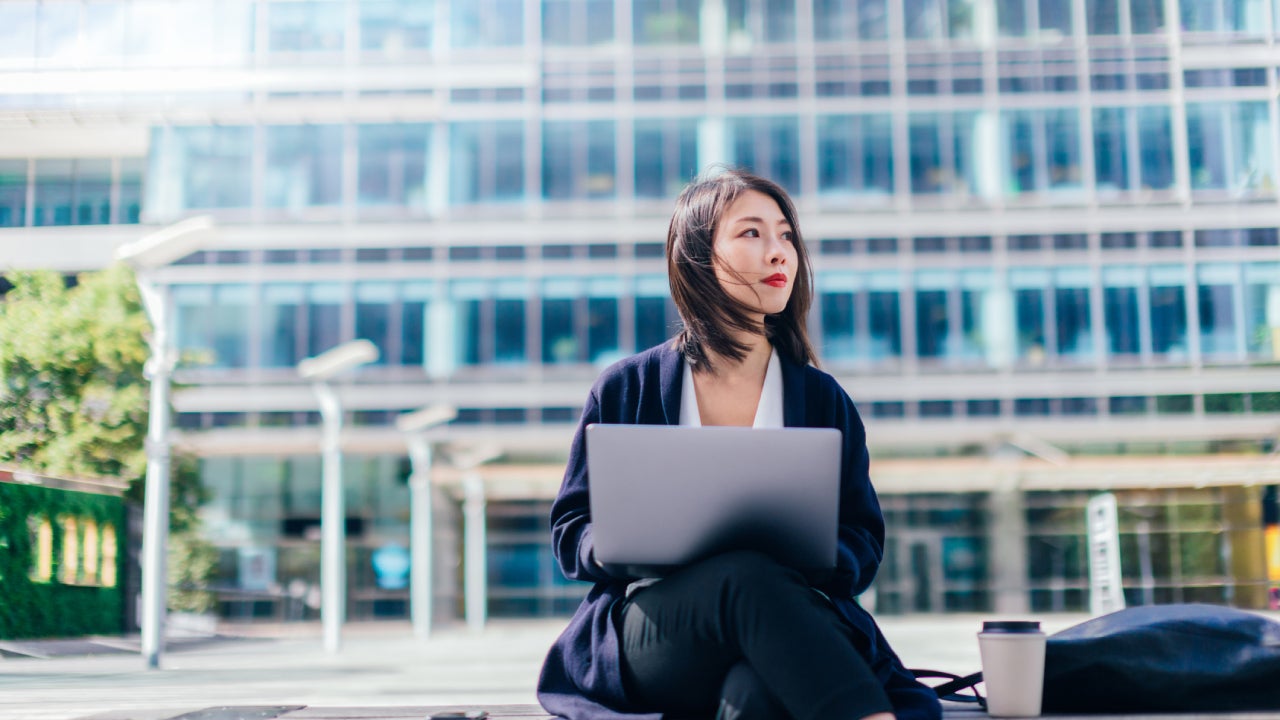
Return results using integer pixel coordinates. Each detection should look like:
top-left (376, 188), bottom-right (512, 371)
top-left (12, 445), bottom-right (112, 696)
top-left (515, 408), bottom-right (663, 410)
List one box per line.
top-left (2, 0), bottom-right (1280, 618)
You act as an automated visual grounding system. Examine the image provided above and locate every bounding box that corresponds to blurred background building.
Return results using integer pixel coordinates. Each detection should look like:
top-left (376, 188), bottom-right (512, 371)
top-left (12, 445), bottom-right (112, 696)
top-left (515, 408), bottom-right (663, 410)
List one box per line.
top-left (2, 0), bottom-right (1280, 622)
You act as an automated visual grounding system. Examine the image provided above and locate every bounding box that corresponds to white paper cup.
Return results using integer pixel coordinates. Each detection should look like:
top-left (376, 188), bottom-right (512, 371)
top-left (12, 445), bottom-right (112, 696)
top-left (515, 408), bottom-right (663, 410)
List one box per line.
top-left (978, 620), bottom-right (1046, 717)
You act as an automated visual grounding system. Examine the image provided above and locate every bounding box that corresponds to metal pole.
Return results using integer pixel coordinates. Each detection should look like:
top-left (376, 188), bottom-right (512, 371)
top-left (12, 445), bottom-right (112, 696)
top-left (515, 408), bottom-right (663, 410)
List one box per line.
top-left (137, 279), bottom-right (171, 670)
top-left (314, 382), bottom-right (345, 654)
top-left (463, 472), bottom-right (487, 633)
top-left (407, 436), bottom-right (434, 639)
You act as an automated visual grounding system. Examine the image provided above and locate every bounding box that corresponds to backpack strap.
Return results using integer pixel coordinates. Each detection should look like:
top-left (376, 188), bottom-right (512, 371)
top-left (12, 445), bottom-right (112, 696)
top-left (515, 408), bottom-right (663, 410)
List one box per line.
top-left (910, 669), bottom-right (986, 709)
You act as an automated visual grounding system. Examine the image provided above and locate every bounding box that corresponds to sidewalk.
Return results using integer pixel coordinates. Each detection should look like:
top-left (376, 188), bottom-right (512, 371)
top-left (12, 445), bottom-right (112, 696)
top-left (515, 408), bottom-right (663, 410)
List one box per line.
top-left (0, 612), bottom-right (1232, 720)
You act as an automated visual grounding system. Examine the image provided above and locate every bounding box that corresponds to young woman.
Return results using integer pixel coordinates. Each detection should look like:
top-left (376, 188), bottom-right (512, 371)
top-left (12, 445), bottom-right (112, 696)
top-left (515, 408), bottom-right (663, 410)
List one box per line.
top-left (537, 169), bottom-right (942, 720)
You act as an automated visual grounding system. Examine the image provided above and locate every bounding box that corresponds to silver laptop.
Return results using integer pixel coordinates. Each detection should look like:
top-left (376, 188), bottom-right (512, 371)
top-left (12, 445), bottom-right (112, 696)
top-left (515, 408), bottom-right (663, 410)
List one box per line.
top-left (586, 424), bottom-right (842, 577)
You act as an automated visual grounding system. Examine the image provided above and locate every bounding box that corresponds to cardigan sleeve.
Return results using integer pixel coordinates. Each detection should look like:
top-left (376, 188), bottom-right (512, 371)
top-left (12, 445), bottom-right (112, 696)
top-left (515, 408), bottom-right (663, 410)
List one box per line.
top-left (549, 385), bottom-right (629, 585)
top-left (822, 384), bottom-right (886, 598)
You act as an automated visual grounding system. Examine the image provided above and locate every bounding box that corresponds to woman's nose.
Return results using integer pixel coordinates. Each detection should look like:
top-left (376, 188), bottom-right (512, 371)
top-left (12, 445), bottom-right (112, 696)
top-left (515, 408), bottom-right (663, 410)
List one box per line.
top-left (766, 233), bottom-right (788, 263)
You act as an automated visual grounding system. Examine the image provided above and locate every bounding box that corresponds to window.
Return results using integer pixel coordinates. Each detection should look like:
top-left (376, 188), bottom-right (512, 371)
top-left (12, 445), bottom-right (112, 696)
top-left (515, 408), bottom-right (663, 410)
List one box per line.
top-left (542, 278), bottom-right (581, 364)
top-left (1085, 0), bottom-right (1120, 34)
top-left (307, 284), bottom-right (345, 359)
top-left (33, 159), bottom-right (110, 226)
top-left (726, 0), bottom-right (796, 45)
top-left (267, 1), bottom-right (344, 53)
top-left (152, 126), bottom-right (252, 211)
top-left (173, 284), bottom-right (252, 369)
top-left (588, 282), bottom-right (621, 364)
top-left (358, 124), bottom-right (429, 209)
top-left (360, 0), bottom-right (432, 54)
top-left (263, 284), bottom-right (304, 368)
top-left (904, 0), bottom-right (978, 39)
top-left (543, 0), bottom-right (614, 45)
top-left (1130, 0), bottom-right (1165, 33)
top-left (729, 116), bottom-right (800, 196)
top-left (634, 118), bottom-right (699, 199)
top-left (450, 121), bottom-right (524, 204)
top-left (997, 0), bottom-right (1071, 37)
top-left (1244, 263), bottom-right (1280, 359)
top-left (355, 284), bottom-right (394, 366)
top-left (543, 120), bottom-right (617, 200)
top-left (1055, 268), bottom-right (1094, 361)
top-left (0, 160), bottom-right (26, 227)
top-left (1186, 102), bottom-right (1273, 194)
top-left (452, 0), bottom-right (524, 47)
top-left (1002, 109), bottom-right (1082, 197)
top-left (821, 290), bottom-right (857, 361)
top-left (1149, 266), bottom-right (1188, 357)
top-left (266, 125), bottom-right (344, 209)
top-left (401, 283), bottom-right (431, 366)
top-left (814, 0), bottom-right (888, 40)
top-left (818, 114), bottom-right (894, 200)
top-left (1103, 270), bottom-right (1141, 357)
top-left (634, 276), bottom-right (674, 352)
top-left (633, 0), bottom-right (701, 44)
top-left (1012, 270), bottom-right (1048, 364)
top-left (1181, 0), bottom-right (1269, 33)
top-left (1198, 264), bottom-right (1240, 357)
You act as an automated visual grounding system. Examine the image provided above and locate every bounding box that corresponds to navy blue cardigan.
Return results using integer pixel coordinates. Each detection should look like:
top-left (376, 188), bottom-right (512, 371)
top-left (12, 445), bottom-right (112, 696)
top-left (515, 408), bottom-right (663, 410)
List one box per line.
top-left (537, 343), bottom-right (942, 720)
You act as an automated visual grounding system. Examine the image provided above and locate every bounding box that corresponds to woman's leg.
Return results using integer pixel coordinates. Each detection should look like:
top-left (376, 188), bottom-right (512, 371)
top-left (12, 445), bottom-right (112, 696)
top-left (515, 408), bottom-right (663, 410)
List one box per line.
top-left (717, 661), bottom-right (787, 720)
top-left (619, 550), bottom-right (893, 720)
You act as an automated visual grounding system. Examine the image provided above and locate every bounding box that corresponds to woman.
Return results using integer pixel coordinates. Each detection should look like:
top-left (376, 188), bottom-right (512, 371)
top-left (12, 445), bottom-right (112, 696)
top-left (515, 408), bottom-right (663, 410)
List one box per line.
top-left (537, 169), bottom-right (941, 720)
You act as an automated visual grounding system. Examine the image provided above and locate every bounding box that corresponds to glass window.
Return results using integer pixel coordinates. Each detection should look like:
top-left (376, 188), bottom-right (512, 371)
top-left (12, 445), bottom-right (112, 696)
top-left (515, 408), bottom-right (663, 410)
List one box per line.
top-left (307, 284), bottom-right (345, 359)
top-left (494, 297), bottom-right (527, 364)
top-left (1244, 263), bottom-right (1280, 359)
top-left (819, 114), bottom-right (894, 200)
top-left (543, 0), bottom-right (614, 45)
top-left (268, 0), bottom-right (344, 53)
top-left (263, 284), bottom-right (304, 368)
top-left (117, 158), bottom-right (144, 223)
top-left (996, 0), bottom-right (1027, 36)
top-left (355, 284), bottom-right (394, 366)
top-left (360, 0), bottom-right (432, 53)
top-left (814, 0), bottom-right (888, 40)
top-left (0, 160), bottom-right (27, 227)
top-left (1103, 268), bottom-right (1141, 356)
top-left (1187, 101), bottom-right (1273, 193)
top-left (1046, 109), bottom-right (1082, 191)
top-left (1093, 108), bottom-right (1129, 194)
top-left (727, 0), bottom-right (796, 46)
top-left (869, 282), bottom-right (902, 359)
top-left (1150, 267), bottom-right (1188, 357)
top-left (1198, 265), bottom-right (1240, 357)
top-left (542, 301), bottom-right (577, 364)
top-left (587, 295), bottom-right (620, 363)
top-left (904, 0), bottom-right (944, 39)
top-left (543, 120), bottom-right (617, 200)
top-left (0, 3), bottom-right (37, 61)
top-left (1085, 0), bottom-right (1120, 34)
top-left (916, 287), bottom-right (949, 359)
top-left (821, 290), bottom-right (857, 361)
top-left (452, 0), bottom-right (524, 47)
top-left (633, 0), bottom-right (701, 44)
top-left (450, 121), bottom-right (525, 204)
top-left (1138, 107), bottom-right (1175, 190)
top-left (358, 123), bottom-right (429, 208)
top-left (1038, 0), bottom-right (1072, 35)
top-left (1003, 111), bottom-right (1038, 194)
top-left (157, 126), bottom-right (253, 210)
top-left (401, 283), bottom-right (431, 367)
top-left (1130, 0), bottom-right (1165, 33)
top-left (173, 285), bottom-right (250, 369)
top-left (36, 1), bottom-right (80, 65)
top-left (75, 160), bottom-right (113, 225)
top-left (634, 118), bottom-right (699, 199)
top-left (729, 116), bottom-right (801, 196)
top-left (1181, 0), bottom-right (1268, 33)
top-left (1013, 280), bottom-right (1048, 363)
top-left (634, 276), bottom-right (673, 352)
top-left (1055, 268), bottom-right (1094, 361)
top-left (266, 125), bottom-right (344, 209)
top-left (32, 160), bottom-right (73, 227)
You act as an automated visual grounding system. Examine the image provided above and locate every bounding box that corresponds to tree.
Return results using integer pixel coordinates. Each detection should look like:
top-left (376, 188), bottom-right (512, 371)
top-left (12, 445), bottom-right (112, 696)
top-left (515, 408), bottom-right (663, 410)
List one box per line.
top-left (0, 266), bottom-right (213, 614)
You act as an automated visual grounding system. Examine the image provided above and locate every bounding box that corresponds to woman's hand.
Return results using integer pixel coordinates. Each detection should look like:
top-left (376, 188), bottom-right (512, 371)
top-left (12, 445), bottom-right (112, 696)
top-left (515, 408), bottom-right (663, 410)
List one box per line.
top-left (861, 713), bottom-right (895, 720)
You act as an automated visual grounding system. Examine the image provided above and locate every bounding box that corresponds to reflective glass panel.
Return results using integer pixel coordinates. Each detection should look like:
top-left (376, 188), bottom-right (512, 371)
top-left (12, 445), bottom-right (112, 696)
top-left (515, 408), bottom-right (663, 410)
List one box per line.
top-left (266, 125), bottom-right (344, 209)
top-left (450, 121), bottom-right (525, 204)
top-left (1138, 107), bottom-right (1175, 190)
top-left (1093, 107), bottom-right (1130, 193)
top-left (358, 124), bottom-right (429, 208)
top-left (814, 0), bottom-right (888, 40)
top-left (268, 1), bottom-right (344, 52)
top-left (262, 284), bottom-right (303, 368)
top-left (452, 0), bottom-right (524, 47)
top-left (360, 0), bottom-right (433, 52)
top-left (543, 120), bottom-right (617, 200)
top-left (0, 160), bottom-right (27, 227)
top-left (633, 0), bottom-right (701, 44)
top-left (634, 118), bottom-right (700, 199)
top-left (818, 114), bottom-right (894, 198)
top-left (729, 116), bottom-right (801, 195)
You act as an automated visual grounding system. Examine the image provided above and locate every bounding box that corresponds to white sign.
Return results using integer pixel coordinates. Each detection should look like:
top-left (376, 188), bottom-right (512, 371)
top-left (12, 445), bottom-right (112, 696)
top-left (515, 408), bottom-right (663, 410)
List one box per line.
top-left (1086, 493), bottom-right (1126, 616)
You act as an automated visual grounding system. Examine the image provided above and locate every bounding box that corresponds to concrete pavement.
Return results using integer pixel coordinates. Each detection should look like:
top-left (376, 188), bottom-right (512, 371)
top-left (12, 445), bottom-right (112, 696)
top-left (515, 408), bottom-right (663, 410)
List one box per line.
top-left (0, 614), bottom-right (1085, 720)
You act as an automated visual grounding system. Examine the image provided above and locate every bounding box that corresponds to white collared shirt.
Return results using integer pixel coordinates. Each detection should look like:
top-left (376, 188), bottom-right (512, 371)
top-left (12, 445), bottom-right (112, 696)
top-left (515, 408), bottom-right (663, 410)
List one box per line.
top-left (680, 348), bottom-right (784, 428)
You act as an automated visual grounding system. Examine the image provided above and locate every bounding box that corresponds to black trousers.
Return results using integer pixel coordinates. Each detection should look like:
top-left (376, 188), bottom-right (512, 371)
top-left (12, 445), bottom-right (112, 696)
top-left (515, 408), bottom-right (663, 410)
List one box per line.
top-left (618, 550), bottom-right (893, 720)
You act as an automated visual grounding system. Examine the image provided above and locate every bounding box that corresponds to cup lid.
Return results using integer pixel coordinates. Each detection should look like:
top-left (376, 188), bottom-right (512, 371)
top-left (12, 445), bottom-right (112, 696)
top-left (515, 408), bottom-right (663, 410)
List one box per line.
top-left (982, 620), bottom-right (1041, 633)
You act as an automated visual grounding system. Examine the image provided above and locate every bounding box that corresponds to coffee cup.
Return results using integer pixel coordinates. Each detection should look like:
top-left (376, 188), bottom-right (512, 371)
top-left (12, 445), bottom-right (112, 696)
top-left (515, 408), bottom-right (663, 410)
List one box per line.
top-left (978, 620), bottom-right (1046, 717)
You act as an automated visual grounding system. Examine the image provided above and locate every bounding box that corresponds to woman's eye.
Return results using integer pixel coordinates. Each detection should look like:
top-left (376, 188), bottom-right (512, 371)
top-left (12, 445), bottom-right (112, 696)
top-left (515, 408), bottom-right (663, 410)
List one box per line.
top-left (782, 232), bottom-right (795, 242)
top-left (741, 228), bottom-right (759, 238)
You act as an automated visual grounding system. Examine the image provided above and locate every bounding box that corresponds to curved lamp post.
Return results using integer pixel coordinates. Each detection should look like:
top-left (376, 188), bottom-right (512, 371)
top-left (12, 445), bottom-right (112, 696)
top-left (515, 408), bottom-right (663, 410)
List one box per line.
top-left (395, 404), bottom-right (457, 639)
top-left (114, 216), bottom-right (216, 670)
top-left (299, 339), bottom-right (378, 654)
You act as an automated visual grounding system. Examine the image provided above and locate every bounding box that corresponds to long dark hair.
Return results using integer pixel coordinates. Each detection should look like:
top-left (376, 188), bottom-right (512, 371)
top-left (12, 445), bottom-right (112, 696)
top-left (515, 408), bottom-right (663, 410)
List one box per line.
top-left (666, 168), bottom-right (816, 372)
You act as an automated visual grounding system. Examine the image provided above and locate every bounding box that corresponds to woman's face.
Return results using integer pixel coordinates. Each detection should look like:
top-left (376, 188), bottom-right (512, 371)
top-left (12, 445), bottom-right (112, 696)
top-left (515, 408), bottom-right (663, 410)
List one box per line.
top-left (711, 189), bottom-right (798, 319)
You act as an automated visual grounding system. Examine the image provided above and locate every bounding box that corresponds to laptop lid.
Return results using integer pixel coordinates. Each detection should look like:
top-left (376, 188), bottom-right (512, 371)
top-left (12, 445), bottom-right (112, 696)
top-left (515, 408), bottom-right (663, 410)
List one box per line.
top-left (586, 424), bottom-right (842, 576)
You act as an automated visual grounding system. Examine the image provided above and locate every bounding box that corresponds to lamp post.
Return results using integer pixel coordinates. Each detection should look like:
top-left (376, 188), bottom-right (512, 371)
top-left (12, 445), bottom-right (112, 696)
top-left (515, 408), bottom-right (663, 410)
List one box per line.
top-left (453, 445), bottom-right (502, 633)
top-left (395, 404), bottom-right (458, 640)
top-left (299, 339), bottom-right (379, 654)
top-left (114, 216), bottom-right (216, 670)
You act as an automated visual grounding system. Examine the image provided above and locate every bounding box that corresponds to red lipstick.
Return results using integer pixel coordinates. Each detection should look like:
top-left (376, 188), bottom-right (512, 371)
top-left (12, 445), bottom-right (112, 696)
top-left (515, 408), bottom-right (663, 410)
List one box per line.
top-left (763, 273), bottom-right (788, 288)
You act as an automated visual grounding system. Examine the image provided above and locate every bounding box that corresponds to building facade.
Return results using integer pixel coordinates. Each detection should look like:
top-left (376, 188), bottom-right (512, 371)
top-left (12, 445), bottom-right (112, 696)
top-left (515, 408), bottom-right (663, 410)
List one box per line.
top-left (2, 0), bottom-right (1280, 620)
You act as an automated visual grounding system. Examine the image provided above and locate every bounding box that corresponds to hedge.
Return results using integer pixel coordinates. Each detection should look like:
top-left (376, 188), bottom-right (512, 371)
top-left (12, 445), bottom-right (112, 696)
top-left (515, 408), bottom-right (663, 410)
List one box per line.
top-left (0, 482), bottom-right (126, 639)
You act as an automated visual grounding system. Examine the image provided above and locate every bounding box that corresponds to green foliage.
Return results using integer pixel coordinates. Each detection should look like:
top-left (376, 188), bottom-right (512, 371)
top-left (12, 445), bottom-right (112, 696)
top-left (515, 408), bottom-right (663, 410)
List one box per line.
top-left (0, 266), bottom-right (217, 625)
top-left (0, 266), bottom-right (150, 480)
top-left (0, 483), bottom-right (125, 639)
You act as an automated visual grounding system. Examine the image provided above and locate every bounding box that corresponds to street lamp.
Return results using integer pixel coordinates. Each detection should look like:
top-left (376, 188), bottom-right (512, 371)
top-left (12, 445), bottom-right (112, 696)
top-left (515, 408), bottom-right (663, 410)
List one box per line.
top-left (453, 444), bottom-right (503, 633)
top-left (395, 404), bottom-right (458, 640)
top-left (299, 339), bottom-right (378, 654)
top-left (115, 215), bottom-right (216, 670)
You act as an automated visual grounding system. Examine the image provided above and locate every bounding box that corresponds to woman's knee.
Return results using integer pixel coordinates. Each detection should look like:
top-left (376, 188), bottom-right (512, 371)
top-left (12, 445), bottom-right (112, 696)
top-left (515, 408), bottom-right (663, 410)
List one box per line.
top-left (686, 550), bottom-right (797, 587)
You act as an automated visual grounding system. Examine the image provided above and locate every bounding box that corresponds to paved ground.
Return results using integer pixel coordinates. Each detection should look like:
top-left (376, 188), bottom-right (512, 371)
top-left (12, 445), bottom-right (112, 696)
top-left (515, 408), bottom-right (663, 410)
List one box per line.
top-left (0, 613), bottom-right (1140, 720)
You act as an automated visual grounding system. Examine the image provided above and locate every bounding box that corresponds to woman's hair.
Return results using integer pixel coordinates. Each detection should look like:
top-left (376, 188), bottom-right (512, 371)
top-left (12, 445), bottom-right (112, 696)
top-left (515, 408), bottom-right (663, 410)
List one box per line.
top-left (666, 167), bottom-right (816, 372)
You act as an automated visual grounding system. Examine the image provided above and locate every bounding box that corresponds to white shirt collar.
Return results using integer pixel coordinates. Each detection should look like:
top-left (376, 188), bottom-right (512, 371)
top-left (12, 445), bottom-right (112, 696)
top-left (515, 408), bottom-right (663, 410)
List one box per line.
top-left (680, 348), bottom-right (784, 428)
